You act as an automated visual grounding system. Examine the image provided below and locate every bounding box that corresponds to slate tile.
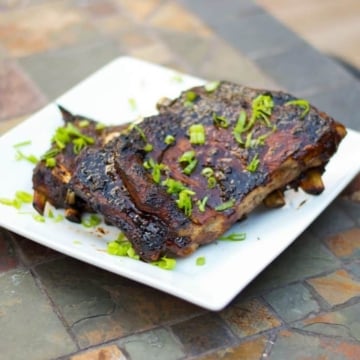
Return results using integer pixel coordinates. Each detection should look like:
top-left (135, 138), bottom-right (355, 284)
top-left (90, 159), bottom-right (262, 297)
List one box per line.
top-left (19, 39), bottom-right (121, 100)
top-left (0, 269), bottom-right (76, 359)
top-left (338, 197), bottom-right (360, 224)
top-left (307, 269), bottom-right (360, 306)
top-left (171, 313), bottom-right (235, 357)
top-left (129, 41), bottom-right (174, 65)
top-left (79, 0), bottom-right (119, 19)
top-left (0, 60), bottom-right (46, 121)
top-left (177, 0), bottom-right (262, 24)
top-left (12, 234), bottom-right (63, 266)
top-left (263, 283), bottom-right (320, 322)
top-left (209, 11), bottom-right (304, 60)
top-left (0, 114), bottom-right (29, 135)
top-left (70, 344), bottom-right (127, 360)
top-left (196, 335), bottom-right (268, 360)
top-left (310, 200), bottom-right (356, 239)
top-left (342, 174), bottom-right (360, 204)
top-left (0, 2), bottom-right (100, 57)
top-left (294, 302), bottom-right (360, 342)
top-left (306, 81), bottom-right (360, 131)
top-left (256, 44), bottom-right (355, 94)
top-left (0, 228), bottom-right (19, 272)
top-left (220, 298), bottom-right (281, 338)
top-left (245, 231), bottom-right (340, 294)
top-left (325, 228), bottom-right (360, 260)
top-left (117, 327), bottom-right (185, 360)
top-left (35, 257), bottom-right (203, 348)
top-left (114, 0), bottom-right (162, 21)
top-left (269, 329), bottom-right (360, 360)
top-left (148, 1), bottom-right (212, 37)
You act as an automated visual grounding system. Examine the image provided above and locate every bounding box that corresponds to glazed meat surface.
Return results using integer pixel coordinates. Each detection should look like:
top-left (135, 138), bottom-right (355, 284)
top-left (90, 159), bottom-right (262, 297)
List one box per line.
top-left (32, 106), bottom-right (126, 221)
top-left (68, 81), bottom-right (346, 261)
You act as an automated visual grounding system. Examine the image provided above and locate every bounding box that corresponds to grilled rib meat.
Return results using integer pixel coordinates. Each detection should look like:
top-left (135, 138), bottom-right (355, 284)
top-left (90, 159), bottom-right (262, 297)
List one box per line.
top-left (68, 81), bottom-right (346, 261)
top-left (32, 106), bottom-right (126, 221)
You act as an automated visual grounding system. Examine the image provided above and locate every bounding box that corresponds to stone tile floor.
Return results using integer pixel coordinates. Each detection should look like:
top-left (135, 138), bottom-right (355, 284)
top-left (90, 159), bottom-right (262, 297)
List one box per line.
top-left (0, 1), bottom-right (360, 359)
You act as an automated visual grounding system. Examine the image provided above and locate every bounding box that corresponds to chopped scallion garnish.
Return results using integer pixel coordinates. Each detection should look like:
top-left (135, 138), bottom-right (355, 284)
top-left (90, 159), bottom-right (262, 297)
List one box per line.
top-left (285, 99), bottom-right (310, 119)
top-left (247, 153), bottom-right (260, 172)
top-left (176, 189), bottom-right (195, 216)
top-left (197, 196), bottom-right (208, 212)
top-left (81, 214), bottom-right (102, 228)
top-left (189, 124), bottom-right (205, 145)
top-left (13, 140), bottom-right (31, 148)
top-left (215, 199), bottom-right (235, 211)
top-left (196, 256), bottom-right (206, 266)
top-left (128, 98), bottom-right (137, 111)
top-left (152, 256), bottom-right (176, 270)
top-left (205, 81), bottom-right (220, 93)
top-left (212, 113), bottom-right (229, 128)
top-left (15, 150), bottom-right (39, 164)
top-left (219, 232), bottom-right (246, 241)
top-left (164, 134), bottom-right (175, 145)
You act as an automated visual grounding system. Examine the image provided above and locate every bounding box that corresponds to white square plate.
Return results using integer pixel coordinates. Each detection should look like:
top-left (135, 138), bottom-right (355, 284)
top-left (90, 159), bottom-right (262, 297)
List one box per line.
top-left (1, 57), bottom-right (359, 310)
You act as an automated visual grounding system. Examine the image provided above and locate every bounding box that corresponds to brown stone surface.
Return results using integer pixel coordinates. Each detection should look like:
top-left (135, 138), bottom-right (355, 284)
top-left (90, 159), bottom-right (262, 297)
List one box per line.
top-left (70, 345), bottom-right (127, 360)
top-left (115, 0), bottom-right (162, 21)
top-left (0, 2), bottom-right (98, 57)
top-left (0, 60), bottom-right (46, 121)
top-left (148, 2), bottom-right (212, 36)
top-left (307, 269), bottom-right (360, 306)
top-left (197, 336), bottom-right (268, 360)
top-left (0, 229), bottom-right (19, 272)
top-left (220, 298), bottom-right (281, 338)
top-left (325, 227), bottom-right (360, 258)
top-left (342, 173), bottom-right (360, 202)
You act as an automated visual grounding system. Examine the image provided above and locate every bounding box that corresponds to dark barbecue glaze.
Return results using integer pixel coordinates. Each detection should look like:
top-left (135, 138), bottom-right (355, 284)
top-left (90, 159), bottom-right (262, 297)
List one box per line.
top-left (33, 82), bottom-right (346, 261)
top-left (32, 106), bottom-right (126, 221)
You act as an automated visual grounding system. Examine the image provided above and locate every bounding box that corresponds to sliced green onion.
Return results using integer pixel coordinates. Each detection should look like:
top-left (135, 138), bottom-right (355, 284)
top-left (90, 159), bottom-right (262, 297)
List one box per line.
top-left (233, 110), bottom-right (248, 145)
top-left (152, 256), bottom-right (176, 270)
top-left (219, 232), bottom-right (246, 241)
top-left (144, 158), bottom-right (167, 183)
top-left (201, 167), bottom-right (214, 178)
top-left (196, 256), bottom-right (206, 266)
top-left (128, 98), bottom-right (137, 111)
top-left (197, 196), bottom-right (208, 212)
top-left (212, 113), bottom-right (229, 128)
top-left (215, 199), bottom-right (235, 211)
top-left (95, 122), bottom-right (106, 130)
top-left (81, 214), bottom-right (102, 228)
top-left (247, 153), bottom-right (260, 172)
top-left (176, 189), bottom-right (195, 216)
top-left (285, 99), bottom-right (310, 119)
top-left (15, 191), bottom-right (33, 203)
top-left (45, 157), bottom-right (56, 168)
top-left (189, 124), bottom-right (205, 145)
top-left (205, 81), bottom-right (220, 93)
top-left (33, 214), bottom-right (45, 222)
top-left (207, 177), bottom-right (217, 189)
top-left (15, 150), bottom-right (39, 164)
top-left (162, 178), bottom-right (186, 195)
top-left (78, 119), bottom-right (90, 128)
top-left (143, 143), bottom-right (153, 152)
top-left (13, 140), bottom-right (31, 148)
top-left (164, 134), bottom-right (175, 145)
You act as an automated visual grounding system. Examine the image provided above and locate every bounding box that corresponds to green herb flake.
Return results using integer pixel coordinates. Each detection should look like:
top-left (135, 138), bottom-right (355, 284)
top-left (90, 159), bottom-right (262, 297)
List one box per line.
top-left (201, 167), bottom-right (214, 178)
top-left (219, 232), bottom-right (246, 241)
top-left (15, 150), bottom-right (39, 164)
top-left (197, 196), bottom-right (208, 212)
top-left (81, 214), bottom-right (102, 228)
top-left (215, 199), bottom-right (235, 211)
top-left (13, 140), bottom-right (31, 148)
top-left (207, 177), bottom-right (217, 189)
top-left (0, 198), bottom-right (16, 207)
top-left (176, 189), bottom-right (195, 216)
top-left (179, 150), bottom-right (198, 175)
top-left (164, 134), bottom-right (175, 145)
top-left (128, 98), bottom-right (137, 111)
top-left (285, 99), bottom-right (310, 119)
top-left (144, 143), bottom-right (153, 152)
top-left (196, 256), bottom-right (206, 266)
top-left (15, 191), bottom-right (33, 203)
top-left (33, 214), bottom-right (46, 223)
top-left (247, 153), bottom-right (260, 172)
top-left (45, 157), bottom-right (56, 168)
top-left (78, 119), bottom-right (90, 128)
top-left (185, 91), bottom-right (198, 102)
top-left (189, 124), bottom-right (205, 145)
top-left (152, 256), bottom-right (176, 270)
top-left (171, 73), bottom-right (183, 83)
top-left (95, 123), bottom-right (105, 131)
top-left (205, 81), bottom-right (220, 93)
top-left (251, 94), bottom-right (274, 127)
top-left (162, 178), bottom-right (186, 195)
top-left (212, 113), bottom-right (229, 128)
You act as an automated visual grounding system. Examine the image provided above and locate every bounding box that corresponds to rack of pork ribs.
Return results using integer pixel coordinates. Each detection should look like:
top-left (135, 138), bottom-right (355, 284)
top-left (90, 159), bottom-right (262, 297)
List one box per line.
top-left (32, 82), bottom-right (346, 261)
